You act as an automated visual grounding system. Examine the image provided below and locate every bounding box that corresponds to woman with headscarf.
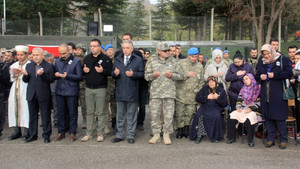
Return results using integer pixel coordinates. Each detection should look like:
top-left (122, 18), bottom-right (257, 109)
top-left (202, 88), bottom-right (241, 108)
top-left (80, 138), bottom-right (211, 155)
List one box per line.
top-left (227, 73), bottom-right (260, 147)
top-left (189, 76), bottom-right (228, 143)
top-left (225, 50), bottom-right (254, 111)
top-left (255, 44), bottom-right (293, 149)
top-left (204, 49), bottom-right (228, 90)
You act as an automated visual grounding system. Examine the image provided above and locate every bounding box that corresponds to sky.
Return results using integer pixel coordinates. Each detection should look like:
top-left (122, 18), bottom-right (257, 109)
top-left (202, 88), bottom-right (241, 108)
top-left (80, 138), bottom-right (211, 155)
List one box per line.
top-left (149, 0), bottom-right (157, 4)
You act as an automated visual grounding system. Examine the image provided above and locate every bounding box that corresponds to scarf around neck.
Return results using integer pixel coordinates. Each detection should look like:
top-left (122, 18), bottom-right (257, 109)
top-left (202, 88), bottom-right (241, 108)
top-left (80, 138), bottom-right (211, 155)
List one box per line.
top-left (239, 73), bottom-right (260, 105)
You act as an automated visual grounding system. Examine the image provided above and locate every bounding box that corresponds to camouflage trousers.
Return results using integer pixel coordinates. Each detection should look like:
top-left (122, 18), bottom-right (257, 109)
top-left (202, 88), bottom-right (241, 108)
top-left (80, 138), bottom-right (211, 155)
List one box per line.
top-left (175, 101), bottom-right (196, 128)
top-left (150, 98), bottom-right (175, 134)
top-left (79, 87), bottom-right (87, 123)
top-left (104, 93), bottom-right (117, 124)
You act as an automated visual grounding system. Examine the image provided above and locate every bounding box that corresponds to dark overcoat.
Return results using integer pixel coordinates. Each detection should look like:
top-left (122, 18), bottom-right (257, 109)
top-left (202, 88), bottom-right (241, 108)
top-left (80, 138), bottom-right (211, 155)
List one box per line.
top-left (255, 55), bottom-right (293, 120)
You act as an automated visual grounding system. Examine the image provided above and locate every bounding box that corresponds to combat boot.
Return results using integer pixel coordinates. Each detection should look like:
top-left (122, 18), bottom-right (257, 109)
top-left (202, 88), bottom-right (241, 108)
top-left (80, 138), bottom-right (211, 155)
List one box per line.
top-left (183, 125), bottom-right (190, 138)
top-left (163, 133), bottom-right (172, 145)
top-left (8, 127), bottom-right (22, 140)
top-left (176, 128), bottom-right (183, 139)
top-left (149, 134), bottom-right (161, 144)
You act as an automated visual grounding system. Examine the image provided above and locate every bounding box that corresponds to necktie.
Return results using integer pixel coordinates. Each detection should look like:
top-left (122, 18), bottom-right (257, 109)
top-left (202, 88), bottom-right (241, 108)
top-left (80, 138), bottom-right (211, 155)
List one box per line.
top-left (125, 56), bottom-right (129, 66)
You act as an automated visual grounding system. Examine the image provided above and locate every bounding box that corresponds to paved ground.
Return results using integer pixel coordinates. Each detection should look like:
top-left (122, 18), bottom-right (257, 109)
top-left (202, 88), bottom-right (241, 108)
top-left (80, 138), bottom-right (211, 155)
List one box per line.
top-left (0, 106), bottom-right (300, 169)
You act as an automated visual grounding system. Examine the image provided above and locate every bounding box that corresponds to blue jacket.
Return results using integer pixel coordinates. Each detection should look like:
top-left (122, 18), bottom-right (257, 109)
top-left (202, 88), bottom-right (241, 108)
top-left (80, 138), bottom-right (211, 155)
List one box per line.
top-left (112, 53), bottom-right (144, 102)
top-left (54, 55), bottom-right (83, 96)
top-left (255, 55), bottom-right (293, 120)
top-left (225, 61), bottom-right (254, 99)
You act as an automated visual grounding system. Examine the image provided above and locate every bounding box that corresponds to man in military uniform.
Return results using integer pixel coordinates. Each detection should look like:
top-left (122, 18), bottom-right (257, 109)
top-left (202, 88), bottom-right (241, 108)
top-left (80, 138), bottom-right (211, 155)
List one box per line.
top-left (175, 47), bottom-right (205, 139)
top-left (104, 44), bottom-right (117, 134)
top-left (75, 43), bottom-right (87, 129)
top-left (248, 48), bottom-right (258, 73)
top-left (145, 42), bottom-right (184, 145)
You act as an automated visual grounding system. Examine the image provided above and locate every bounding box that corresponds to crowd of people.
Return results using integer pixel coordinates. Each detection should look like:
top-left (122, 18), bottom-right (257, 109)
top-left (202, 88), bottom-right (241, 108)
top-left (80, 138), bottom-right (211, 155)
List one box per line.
top-left (0, 34), bottom-right (299, 150)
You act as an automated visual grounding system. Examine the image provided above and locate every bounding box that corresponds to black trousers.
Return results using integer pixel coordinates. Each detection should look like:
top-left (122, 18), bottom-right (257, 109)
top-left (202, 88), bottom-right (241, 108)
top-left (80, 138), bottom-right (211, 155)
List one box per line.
top-left (0, 93), bottom-right (5, 135)
top-left (28, 94), bottom-right (52, 139)
top-left (227, 118), bottom-right (255, 142)
top-left (229, 96), bottom-right (237, 112)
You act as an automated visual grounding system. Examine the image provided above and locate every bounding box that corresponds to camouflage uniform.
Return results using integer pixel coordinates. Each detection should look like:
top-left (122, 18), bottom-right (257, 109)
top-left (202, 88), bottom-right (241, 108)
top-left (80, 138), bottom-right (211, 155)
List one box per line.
top-left (75, 53), bottom-right (87, 128)
top-left (145, 54), bottom-right (183, 134)
top-left (248, 58), bottom-right (258, 73)
top-left (104, 76), bottom-right (116, 133)
top-left (175, 58), bottom-right (205, 128)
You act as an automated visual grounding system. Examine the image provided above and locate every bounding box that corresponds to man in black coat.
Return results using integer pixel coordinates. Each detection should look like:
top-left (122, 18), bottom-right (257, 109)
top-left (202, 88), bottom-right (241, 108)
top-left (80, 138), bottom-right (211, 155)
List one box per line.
top-left (22, 48), bottom-right (55, 143)
top-left (111, 40), bottom-right (144, 144)
top-left (0, 61), bottom-right (10, 138)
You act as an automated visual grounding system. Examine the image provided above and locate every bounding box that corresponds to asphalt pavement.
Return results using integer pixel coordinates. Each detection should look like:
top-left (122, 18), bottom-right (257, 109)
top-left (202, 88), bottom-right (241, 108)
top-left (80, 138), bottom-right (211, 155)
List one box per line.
top-left (0, 106), bottom-right (300, 169)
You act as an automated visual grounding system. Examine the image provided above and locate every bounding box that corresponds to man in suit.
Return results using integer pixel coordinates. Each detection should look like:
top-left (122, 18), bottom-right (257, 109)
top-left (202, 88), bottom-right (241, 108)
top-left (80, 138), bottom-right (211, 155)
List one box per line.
top-left (22, 48), bottom-right (55, 143)
top-left (54, 44), bottom-right (83, 142)
top-left (111, 40), bottom-right (144, 144)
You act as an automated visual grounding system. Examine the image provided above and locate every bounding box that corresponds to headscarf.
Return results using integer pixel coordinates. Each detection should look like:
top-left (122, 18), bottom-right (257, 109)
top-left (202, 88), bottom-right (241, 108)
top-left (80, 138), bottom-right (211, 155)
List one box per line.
top-left (207, 76), bottom-right (218, 93)
top-left (212, 49), bottom-right (224, 67)
top-left (239, 73), bottom-right (260, 105)
top-left (261, 44), bottom-right (281, 64)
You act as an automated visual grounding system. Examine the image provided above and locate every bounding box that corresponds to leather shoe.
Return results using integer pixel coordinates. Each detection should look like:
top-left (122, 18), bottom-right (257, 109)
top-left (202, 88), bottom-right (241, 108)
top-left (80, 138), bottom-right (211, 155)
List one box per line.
top-left (265, 140), bottom-right (275, 148)
top-left (24, 136), bottom-right (38, 143)
top-left (227, 139), bottom-right (236, 144)
top-left (127, 138), bottom-right (135, 144)
top-left (54, 134), bottom-right (65, 141)
top-left (44, 138), bottom-right (50, 143)
top-left (111, 137), bottom-right (124, 143)
top-left (8, 133), bottom-right (22, 141)
top-left (248, 141), bottom-right (255, 147)
top-left (69, 134), bottom-right (76, 142)
top-left (279, 142), bottom-right (287, 149)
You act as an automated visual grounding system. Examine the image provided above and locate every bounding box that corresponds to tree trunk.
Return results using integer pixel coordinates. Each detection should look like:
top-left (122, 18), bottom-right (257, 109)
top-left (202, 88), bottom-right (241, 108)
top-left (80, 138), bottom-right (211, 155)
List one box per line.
top-left (188, 21), bottom-right (191, 41)
top-left (60, 12), bottom-right (64, 36)
top-left (265, 0), bottom-right (287, 44)
top-left (229, 16), bottom-right (233, 40)
top-left (238, 20), bottom-right (242, 40)
top-left (284, 21), bottom-right (288, 42)
top-left (225, 17), bottom-right (228, 40)
top-left (197, 17), bottom-right (201, 40)
top-left (27, 20), bottom-right (31, 36)
top-left (203, 13), bottom-right (207, 40)
top-left (251, 21), bottom-right (256, 42)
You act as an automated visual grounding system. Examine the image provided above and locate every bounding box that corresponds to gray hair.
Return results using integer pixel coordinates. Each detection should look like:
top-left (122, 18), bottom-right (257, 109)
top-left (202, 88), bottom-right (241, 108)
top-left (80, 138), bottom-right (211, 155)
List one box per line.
top-left (44, 53), bottom-right (54, 60)
top-left (121, 40), bottom-right (133, 48)
top-left (32, 47), bottom-right (44, 54)
top-left (59, 43), bottom-right (68, 49)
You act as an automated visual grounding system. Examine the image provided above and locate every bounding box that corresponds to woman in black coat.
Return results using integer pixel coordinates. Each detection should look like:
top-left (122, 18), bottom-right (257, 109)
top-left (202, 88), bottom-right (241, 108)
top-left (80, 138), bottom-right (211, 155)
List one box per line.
top-left (255, 44), bottom-right (293, 149)
top-left (190, 76), bottom-right (228, 143)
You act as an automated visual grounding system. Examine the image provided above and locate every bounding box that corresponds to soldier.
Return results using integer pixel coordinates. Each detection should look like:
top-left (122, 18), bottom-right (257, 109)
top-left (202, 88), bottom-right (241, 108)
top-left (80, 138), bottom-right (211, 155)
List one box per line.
top-left (248, 48), bottom-right (258, 73)
top-left (175, 47), bottom-right (205, 139)
top-left (104, 44), bottom-right (116, 134)
top-left (75, 43), bottom-right (87, 129)
top-left (145, 42), bottom-right (184, 145)
top-left (223, 50), bottom-right (233, 67)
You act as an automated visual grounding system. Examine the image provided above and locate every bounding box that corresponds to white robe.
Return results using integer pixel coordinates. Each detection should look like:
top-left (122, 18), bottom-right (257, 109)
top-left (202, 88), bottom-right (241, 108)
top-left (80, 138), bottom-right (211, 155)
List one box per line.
top-left (8, 60), bottom-right (30, 128)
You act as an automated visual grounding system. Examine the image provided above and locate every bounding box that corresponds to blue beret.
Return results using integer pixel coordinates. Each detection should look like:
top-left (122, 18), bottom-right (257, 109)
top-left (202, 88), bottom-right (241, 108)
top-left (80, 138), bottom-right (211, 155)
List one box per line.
top-left (223, 50), bottom-right (229, 54)
top-left (104, 44), bottom-right (113, 51)
top-left (101, 45), bottom-right (104, 49)
top-left (187, 47), bottom-right (199, 55)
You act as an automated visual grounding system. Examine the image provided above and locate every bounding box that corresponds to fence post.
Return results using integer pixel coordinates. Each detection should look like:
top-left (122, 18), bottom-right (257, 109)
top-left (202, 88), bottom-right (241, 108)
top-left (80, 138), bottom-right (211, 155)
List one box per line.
top-left (98, 9), bottom-right (103, 37)
top-left (38, 12), bottom-right (43, 36)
